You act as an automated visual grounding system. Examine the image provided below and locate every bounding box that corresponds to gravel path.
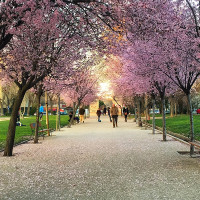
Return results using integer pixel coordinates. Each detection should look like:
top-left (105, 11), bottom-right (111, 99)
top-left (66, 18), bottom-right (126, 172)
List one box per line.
top-left (1, 116), bottom-right (200, 200)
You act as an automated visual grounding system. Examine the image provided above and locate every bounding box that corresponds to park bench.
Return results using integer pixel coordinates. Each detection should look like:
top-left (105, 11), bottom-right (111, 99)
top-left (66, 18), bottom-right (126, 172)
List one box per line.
top-left (30, 122), bottom-right (52, 139)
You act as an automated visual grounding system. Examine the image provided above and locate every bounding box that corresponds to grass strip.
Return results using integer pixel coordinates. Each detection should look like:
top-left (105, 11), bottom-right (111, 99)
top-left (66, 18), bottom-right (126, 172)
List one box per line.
top-left (0, 115), bottom-right (69, 150)
top-left (147, 114), bottom-right (200, 141)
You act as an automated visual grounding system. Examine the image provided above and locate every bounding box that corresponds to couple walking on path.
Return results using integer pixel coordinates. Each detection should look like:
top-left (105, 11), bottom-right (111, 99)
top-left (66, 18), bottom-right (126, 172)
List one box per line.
top-left (97, 104), bottom-right (119, 128)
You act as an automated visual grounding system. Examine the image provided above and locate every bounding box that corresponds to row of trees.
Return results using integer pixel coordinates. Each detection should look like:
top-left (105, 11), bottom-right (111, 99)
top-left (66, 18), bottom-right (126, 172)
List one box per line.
top-left (108, 1), bottom-right (200, 155)
top-left (0, 0), bottom-right (125, 156)
top-left (0, 0), bottom-right (199, 156)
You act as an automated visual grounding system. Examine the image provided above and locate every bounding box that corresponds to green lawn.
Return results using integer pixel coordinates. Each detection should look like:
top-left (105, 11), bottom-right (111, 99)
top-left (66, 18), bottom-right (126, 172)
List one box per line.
top-left (0, 115), bottom-right (69, 150)
top-left (148, 114), bottom-right (200, 140)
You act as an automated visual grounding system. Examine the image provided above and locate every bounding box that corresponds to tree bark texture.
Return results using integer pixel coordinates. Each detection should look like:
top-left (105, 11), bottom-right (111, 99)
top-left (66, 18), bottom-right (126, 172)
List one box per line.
top-left (4, 89), bottom-right (26, 156)
top-left (187, 94), bottom-right (195, 155)
top-left (0, 99), bottom-right (3, 116)
top-left (170, 97), bottom-right (175, 117)
top-left (134, 106), bottom-right (137, 123)
top-left (161, 97), bottom-right (167, 141)
top-left (145, 94), bottom-right (149, 129)
top-left (175, 102), bottom-right (177, 116)
top-left (34, 94), bottom-right (40, 143)
top-left (56, 95), bottom-right (60, 131)
top-left (137, 98), bottom-right (142, 127)
top-left (152, 98), bottom-right (156, 135)
top-left (45, 91), bottom-right (50, 136)
top-left (34, 85), bottom-right (43, 143)
top-left (68, 102), bottom-right (80, 128)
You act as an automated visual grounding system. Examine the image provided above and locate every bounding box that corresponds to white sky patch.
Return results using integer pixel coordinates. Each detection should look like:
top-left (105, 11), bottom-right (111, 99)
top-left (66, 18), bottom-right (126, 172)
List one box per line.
top-left (99, 82), bottom-right (110, 93)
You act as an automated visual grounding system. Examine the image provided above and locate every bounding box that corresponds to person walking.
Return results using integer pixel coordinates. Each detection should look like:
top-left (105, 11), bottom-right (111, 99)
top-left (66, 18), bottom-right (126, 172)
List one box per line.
top-left (110, 104), bottom-right (119, 128)
top-left (79, 106), bottom-right (85, 123)
top-left (96, 108), bottom-right (101, 122)
top-left (39, 104), bottom-right (44, 121)
top-left (107, 107), bottom-right (112, 122)
top-left (103, 106), bottom-right (107, 115)
top-left (123, 106), bottom-right (129, 122)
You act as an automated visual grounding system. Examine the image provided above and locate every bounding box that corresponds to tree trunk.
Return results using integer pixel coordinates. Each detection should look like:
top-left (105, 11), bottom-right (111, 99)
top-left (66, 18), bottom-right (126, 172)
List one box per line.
top-left (4, 89), bottom-right (26, 156)
top-left (187, 93), bottom-right (195, 155)
top-left (134, 106), bottom-right (137, 123)
top-left (58, 96), bottom-right (61, 130)
top-left (68, 102), bottom-right (80, 128)
top-left (34, 85), bottom-right (43, 143)
top-left (170, 97), bottom-right (175, 117)
top-left (187, 103), bottom-right (189, 115)
top-left (145, 94), bottom-right (148, 129)
top-left (175, 102), bottom-right (177, 116)
top-left (161, 97), bottom-right (167, 141)
top-left (34, 95), bottom-right (40, 143)
top-left (0, 99), bottom-right (3, 116)
top-left (45, 91), bottom-right (50, 136)
top-left (152, 97), bottom-right (156, 135)
top-left (137, 98), bottom-right (142, 127)
top-left (159, 103), bottom-right (162, 115)
top-left (56, 95), bottom-right (60, 131)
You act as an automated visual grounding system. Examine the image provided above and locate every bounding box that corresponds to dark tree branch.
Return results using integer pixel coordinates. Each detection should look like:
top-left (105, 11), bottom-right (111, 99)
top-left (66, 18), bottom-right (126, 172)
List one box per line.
top-left (186, 0), bottom-right (200, 37)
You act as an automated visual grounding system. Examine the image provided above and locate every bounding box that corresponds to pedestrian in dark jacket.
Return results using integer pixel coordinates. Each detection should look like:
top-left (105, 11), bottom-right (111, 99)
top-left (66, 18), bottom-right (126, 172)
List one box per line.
top-left (103, 107), bottom-right (106, 115)
top-left (123, 106), bottom-right (129, 122)
top-left (96, 108), bottom-right (101, 122)
top-left (79, 107), bottom-right (85, 123)
top-left (107, 107), bottom-right (112, 122)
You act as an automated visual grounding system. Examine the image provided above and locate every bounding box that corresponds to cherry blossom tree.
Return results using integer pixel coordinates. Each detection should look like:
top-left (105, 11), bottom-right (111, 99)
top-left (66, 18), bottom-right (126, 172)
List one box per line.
top-left (119, 0), bottom-right (200, 146)
top-left (0, 0), bottom-right (125, 50)
top-left (1, 0), bottom-right (124, 155)
top-left (61, 65), bottom-right (98, 127)
top-left (129, 1), bottom-right (200, 152)
top-left (110, 37), bottom-right (178, 140)
top-left (0, 2), bottom-right (70, 156)
top-left (158, 30), bottom-right (200, 154)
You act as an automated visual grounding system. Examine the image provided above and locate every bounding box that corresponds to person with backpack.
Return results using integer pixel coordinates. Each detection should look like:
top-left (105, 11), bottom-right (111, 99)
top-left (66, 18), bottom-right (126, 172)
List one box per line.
top-left (79, 106), bottom-right (85, 123)
top-left (96, 108), bottom-right (102, 122)
top-left (110, 104), bottom-right (119, 128)
top-left (123, 106), bottom-right (129, 122)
